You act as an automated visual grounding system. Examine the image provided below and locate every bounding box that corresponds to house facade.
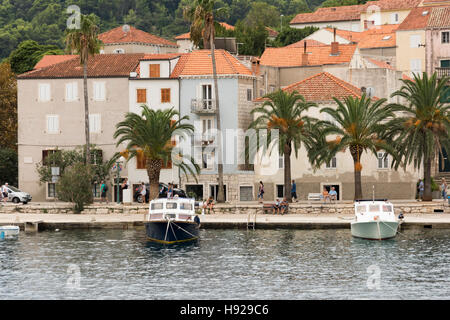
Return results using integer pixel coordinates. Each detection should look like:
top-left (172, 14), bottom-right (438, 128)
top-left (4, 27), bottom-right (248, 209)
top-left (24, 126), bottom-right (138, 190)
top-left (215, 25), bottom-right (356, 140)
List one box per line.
top-left (252, 72), bottom-right (421, 201)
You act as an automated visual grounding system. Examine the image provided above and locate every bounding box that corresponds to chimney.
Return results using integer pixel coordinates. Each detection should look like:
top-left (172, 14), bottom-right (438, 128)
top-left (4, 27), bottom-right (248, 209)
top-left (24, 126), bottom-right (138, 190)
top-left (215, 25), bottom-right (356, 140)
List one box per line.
top-left (301, 41), bottom-right (308, 66)
top-left (330, 28), bottom-right (339, 55)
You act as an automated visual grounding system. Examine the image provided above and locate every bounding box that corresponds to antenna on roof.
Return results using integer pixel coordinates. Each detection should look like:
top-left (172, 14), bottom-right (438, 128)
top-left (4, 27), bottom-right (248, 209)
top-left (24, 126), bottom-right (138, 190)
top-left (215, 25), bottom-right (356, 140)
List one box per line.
top-left (122, 24), bottom-right (130, 34)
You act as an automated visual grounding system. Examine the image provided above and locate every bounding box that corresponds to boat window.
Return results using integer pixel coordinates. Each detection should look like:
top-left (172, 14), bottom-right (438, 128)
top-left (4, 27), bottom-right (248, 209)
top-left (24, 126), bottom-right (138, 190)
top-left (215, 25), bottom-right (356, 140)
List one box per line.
top-left (356, 205), bottom-right (366, 213)
top-left (180, 203), bottom-right (192, 210)
top-left (150, 213), bottom-right (163, 220)
top-left (382, 205), bottom-right (393, 212)
top-left (166, 202), bottom-right (177, 209)
top-left (151, 203), bottom-right (163, 210)
top-left (369, 205), bottom-right (380, 212)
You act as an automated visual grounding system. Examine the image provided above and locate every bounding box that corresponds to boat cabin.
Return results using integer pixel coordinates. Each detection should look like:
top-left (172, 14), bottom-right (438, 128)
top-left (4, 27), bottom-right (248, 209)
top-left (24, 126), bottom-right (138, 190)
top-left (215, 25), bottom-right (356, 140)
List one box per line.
top-left (147, 197), bottom-right (196, 222)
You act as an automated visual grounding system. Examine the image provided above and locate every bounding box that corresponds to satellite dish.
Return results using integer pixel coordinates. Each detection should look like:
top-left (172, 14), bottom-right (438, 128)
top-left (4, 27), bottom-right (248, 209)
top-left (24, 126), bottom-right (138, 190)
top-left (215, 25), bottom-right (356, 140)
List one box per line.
top-left (122, 24), bottom-right (130, 33)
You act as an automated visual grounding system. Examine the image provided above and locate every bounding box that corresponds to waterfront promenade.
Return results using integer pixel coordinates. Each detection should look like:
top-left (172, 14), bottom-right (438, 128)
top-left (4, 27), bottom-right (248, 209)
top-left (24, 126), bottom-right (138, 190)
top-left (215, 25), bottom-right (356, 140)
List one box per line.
top-left (0, 200), bottom-right (449, 230)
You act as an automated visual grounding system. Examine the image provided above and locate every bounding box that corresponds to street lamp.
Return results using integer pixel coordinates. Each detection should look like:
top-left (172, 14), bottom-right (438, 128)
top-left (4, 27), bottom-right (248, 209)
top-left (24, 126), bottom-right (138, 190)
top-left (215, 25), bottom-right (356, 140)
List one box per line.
top-left (116, 156), bottom-right (125, 204)
top-left (280, 14), bottom-right (284, 33)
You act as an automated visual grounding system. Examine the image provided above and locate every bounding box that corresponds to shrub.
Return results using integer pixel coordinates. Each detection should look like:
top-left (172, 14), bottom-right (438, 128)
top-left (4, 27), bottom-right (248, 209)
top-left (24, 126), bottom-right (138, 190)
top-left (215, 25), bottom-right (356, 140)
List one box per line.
top-left (56, 163), bottom-right (94, 213)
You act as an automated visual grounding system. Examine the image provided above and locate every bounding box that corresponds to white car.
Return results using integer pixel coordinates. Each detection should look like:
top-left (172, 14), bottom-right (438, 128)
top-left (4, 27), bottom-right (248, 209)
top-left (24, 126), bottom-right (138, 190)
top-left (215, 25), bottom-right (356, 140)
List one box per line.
top-left (2, 185), bottom-right (32, 204)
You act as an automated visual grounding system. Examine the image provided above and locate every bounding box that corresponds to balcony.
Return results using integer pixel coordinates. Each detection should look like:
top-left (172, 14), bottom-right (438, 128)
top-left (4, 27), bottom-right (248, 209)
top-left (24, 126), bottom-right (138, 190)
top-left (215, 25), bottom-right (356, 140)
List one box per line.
top-left (191, 99), bottom-right (217, 114)
top-left (436, 67), bottom-right (450, 79)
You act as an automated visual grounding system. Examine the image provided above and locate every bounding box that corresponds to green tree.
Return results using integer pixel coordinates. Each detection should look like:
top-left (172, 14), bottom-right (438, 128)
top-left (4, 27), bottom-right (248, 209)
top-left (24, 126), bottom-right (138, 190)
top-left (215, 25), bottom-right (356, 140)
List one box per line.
top-left (271, 26), bottom-right (318, 47)
top-left (0, 148), bottom-right (18, 187)
top-left (249, 90), bottom-right (317, 202)
top-left (245, 1), bottom-right (280, 28)
top-left (65, 13), bottom-right (102, 165)
top-left (113, 106), bottom-right (200, 200)
top-left (389, 72), bottom-right (450, 201)
top-left (307, 95), bottom-right (398, 200)
top-left (184, 0), bottom-right (226, 202)
top-left (8, 40), bottom-right (62, 74)
top-left (56, 162), bottom-right (94, 213)
top-left (0, 62), bottom-right (17, 150)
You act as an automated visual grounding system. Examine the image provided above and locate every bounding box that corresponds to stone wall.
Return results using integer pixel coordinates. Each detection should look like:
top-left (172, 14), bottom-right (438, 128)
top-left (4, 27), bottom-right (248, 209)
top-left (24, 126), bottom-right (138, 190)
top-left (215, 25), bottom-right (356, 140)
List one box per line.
top-left (0, 201), bottom-right (448, 215)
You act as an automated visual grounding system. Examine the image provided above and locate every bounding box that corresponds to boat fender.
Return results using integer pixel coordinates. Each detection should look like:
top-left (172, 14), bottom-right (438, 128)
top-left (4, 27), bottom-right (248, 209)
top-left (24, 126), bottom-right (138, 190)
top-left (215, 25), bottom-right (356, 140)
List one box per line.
top-left (194, 215), bottom-right (200, 225)
top-left (374, 216), bottom-right (379, 221)
top-left (0, 231), bottom-right (4, 239)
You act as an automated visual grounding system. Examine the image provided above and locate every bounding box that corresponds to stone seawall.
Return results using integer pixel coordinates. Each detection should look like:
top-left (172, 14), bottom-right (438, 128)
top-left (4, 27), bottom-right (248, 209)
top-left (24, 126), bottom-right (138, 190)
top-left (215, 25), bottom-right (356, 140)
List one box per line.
top-left (0, 201), bottom-right (448, 215)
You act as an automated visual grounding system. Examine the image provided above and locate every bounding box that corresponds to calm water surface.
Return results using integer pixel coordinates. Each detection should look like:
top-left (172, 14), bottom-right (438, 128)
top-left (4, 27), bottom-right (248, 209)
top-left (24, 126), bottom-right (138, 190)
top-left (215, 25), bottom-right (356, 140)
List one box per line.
top-left (0, 228), bottom-right (449, 300)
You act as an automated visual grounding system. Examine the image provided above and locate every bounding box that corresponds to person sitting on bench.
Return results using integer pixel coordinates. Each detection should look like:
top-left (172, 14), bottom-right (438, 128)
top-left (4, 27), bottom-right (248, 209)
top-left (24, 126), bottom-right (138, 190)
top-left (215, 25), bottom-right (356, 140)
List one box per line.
top-left (329, 187), bottom-right (338, 201)
top-left (280, 197), bottom-right (288, 215)
top-left (320, 187), bottom-right (330, 202)
top-left (273, 198), bottom-right (281, 214)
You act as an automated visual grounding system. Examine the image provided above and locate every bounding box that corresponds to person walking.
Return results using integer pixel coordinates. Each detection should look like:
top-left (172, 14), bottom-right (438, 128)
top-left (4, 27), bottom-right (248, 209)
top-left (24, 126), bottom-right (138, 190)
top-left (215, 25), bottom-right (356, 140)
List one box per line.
top-left (140, 182), bottom-right (147, 204)
top-left (167, 183), bottom-right (173, 199)
top-left (418, 179), bottom-right (424, 201)
top-left (440, 178), bottom-right (448, 202)
top-left (291, 180), bottom-right (297, 202)
top-left (100, 181), bottom-right (108, 203)
top-left (0, 183), bottom-right (7, 203)
top-left (257, 181), bottom-right (264, 203)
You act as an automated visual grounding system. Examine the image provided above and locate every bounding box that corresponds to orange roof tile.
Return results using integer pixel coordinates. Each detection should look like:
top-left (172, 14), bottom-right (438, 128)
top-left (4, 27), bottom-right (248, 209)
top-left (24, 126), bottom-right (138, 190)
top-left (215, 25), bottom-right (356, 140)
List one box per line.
top-left (170, 50), bottom-right (253, 77)
top-left (427, 6), bottom-right (450, 28)
top-left (363, 0), bottom-right (422, 11)
top-left (175, 32), bottom-right (191, 40)
top-left (287, 39), bottom-right (326, 48)
top-left (358, 24), bottom-right (398, 48)
top-left (219, 22), bottom-right (235, 30)
top-left (324, 28), bottom-right (364, 43)
top-left (18, 54), bottom-right (145, 79)
top-left (266, 27), bottom-right (279, 37)
top-left (290, 5), bottom-right (364, 24)
top-left (141, 53), bottom-right (182, 60)
top-left (260, 44), bottom-right (357, 67)
top-left (255, 72), bottom-right (365, 102)
top-left (397, 6), bottom-right (433, 30)
top-left (366, 58), bottom-right (395, 69)
top-left (34, 55), bottom-right (77, 69)
top-left (99, 26), bottom-right (177, 47)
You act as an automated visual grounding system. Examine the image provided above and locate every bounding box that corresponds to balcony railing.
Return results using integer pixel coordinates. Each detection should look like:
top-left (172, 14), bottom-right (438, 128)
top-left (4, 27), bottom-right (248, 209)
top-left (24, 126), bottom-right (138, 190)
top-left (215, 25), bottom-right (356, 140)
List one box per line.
top-left (436, 67), bottom-right (450, 79)
top-left (191, 99), bottom-right (217, 113)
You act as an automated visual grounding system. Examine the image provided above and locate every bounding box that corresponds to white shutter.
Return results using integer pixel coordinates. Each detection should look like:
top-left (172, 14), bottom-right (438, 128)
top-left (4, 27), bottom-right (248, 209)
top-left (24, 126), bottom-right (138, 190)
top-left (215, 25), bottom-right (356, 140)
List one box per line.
top-left (39, 84), bottom-right (50, 102)
top-left (410, 59), bottom-right (422, 76)
top-left (410, 35), bottom-right (421, 48)
top-left (93, 82), bottom-right (105, 101)
top-left (46, 115), bottom-right (59, 133)
top-left (89, 114), bottom-right (101, 133)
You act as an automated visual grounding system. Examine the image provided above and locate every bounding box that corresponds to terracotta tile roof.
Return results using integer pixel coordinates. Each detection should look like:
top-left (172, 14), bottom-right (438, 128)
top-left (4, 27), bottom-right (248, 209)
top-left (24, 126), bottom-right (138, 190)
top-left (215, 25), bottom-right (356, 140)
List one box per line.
top-left (259, 44), bottom-right (357, 67)
top-left (363, 0), bottom-right (422, 11)
top-left (170, 50), bottom-right (253, 77)
top-left (421, 0), bottom-right (450, 5)
top-left (254, 72), bottom-right (365, 102)
top-left (141, 53), bottom-right (182, 60)
top-left (99, 26), bottom-right (177, 47)
top-left (358, 24), bottom-right (398, 48)
top-left (34, 55), bottom-right (77, 69)
top-left (18, 54), bottom-right (145, 79)
top-left (266, 27), bottom-right (279, 37)
top-left (366, 58), bottom-right (395, 69)
top-left (290, 5), bottom-right (365, 24)
top-left (175, 32), bottom-right (191, 40)
top-left (397, 6), bottom-right (433, 30)
top-left (219, 22), bottom-right (235, 30)
top-left (324, 28), bottom-right (364, 43)
top-left (286, 39), bottom-right (326, 48)
top-left (427, 6), bottom-right (450, 27)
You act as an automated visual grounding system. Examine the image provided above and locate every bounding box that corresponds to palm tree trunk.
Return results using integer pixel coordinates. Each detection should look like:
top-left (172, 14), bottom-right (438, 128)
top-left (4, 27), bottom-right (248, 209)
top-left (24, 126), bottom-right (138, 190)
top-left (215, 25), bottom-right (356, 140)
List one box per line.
top-left (350, 145), bottom-right (363, 200)
top-left (209, 24), bottom-right (225, 203)
top-left (353, 163), bottom-right (363, 200)
top-left (423, 157), bottom-right (433, 201)
top-left (284, 142), bottom-right (292, 203)
top-left (147, 159), bottom-right (162, 201)
top-left (83, 59), bottom-right (90, 164)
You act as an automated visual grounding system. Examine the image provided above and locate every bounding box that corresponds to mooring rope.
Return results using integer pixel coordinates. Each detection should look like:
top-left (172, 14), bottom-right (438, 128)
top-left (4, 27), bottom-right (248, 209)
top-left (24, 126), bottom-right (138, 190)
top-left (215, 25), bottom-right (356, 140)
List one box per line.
top-left (169, 220), bottom-right (178, 241)
top-left (171, 221), bottom-right (198, 239)
top-left (164, 220), bottom-right (171, 242)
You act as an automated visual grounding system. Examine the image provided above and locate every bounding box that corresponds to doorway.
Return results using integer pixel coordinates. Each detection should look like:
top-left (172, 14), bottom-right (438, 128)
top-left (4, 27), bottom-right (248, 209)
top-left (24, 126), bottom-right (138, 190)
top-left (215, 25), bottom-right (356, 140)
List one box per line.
top-left (186, 184), bottom-right (204, 200)
top-left (439, 148), bottom-right (450, 172)
top-left (210, 184), bottom-right (227, 201)
top-left (322, 184), bottom-right (341, 200)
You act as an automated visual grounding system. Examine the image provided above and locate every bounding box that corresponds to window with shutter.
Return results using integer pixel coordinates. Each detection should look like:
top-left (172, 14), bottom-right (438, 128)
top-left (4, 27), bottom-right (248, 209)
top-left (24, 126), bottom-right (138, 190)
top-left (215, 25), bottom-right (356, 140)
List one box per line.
top-left (89, 114), bottom-right (101, 133)
top-left (161, 88), bottom-right (171, 103)
top-left (91, 149), bottom-right (103, 165)
top-left (137, 89), bottom-right (147, 103)
top-left (93, 82), bottom-right (106, 101)
top-left (65, 82), bottom-right (78, 101)
top-left (46, 115), bottom-right (59, 134)
top-left (410, 35), bottom-right (421, 48)
top-left (150, 64), bottom-right (160, 78)
top-left (38, 84), bottom-right (51, 102)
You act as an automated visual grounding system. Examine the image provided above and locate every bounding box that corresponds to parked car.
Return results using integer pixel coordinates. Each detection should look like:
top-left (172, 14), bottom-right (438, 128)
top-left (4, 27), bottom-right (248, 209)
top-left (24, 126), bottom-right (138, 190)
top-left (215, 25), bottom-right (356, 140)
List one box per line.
top-left (3, 185), bottom-right (32, 204)
top-left (133, 183), bottom-right (187, 203)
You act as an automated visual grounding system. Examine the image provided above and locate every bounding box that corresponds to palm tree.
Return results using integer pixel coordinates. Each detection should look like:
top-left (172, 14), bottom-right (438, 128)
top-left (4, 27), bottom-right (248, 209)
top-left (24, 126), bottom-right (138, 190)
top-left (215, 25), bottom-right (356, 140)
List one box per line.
top-left (184, 0), bottom-right (226, 202)
top-left (307, 94), bottom-right (399, 200)
top-left (65, 14), bottom-right (102, 165)
top-left (113, 106), bottom-right (200, 200)
top-left (249, 90), bottom-right (317, 202)
top-left (389, 72), bottom-right (450, 201)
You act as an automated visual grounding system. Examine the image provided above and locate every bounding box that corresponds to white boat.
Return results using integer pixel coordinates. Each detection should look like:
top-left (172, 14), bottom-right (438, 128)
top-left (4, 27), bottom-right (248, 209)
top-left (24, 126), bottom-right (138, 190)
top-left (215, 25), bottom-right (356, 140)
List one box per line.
top-left (145, 197), bottom-right (200, 244)
top-left (351, 199), bottom-right (399, 240)
top-left (0, 225), bottom-right (20, 239)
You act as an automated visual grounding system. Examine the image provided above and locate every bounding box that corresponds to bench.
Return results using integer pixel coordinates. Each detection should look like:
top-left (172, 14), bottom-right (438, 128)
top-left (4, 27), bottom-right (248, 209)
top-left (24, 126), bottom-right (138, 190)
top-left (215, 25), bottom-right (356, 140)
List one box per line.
top-left (308, 193), bottom-right (322, 201)
top-left (262, 202), bottom-right (289, 214)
